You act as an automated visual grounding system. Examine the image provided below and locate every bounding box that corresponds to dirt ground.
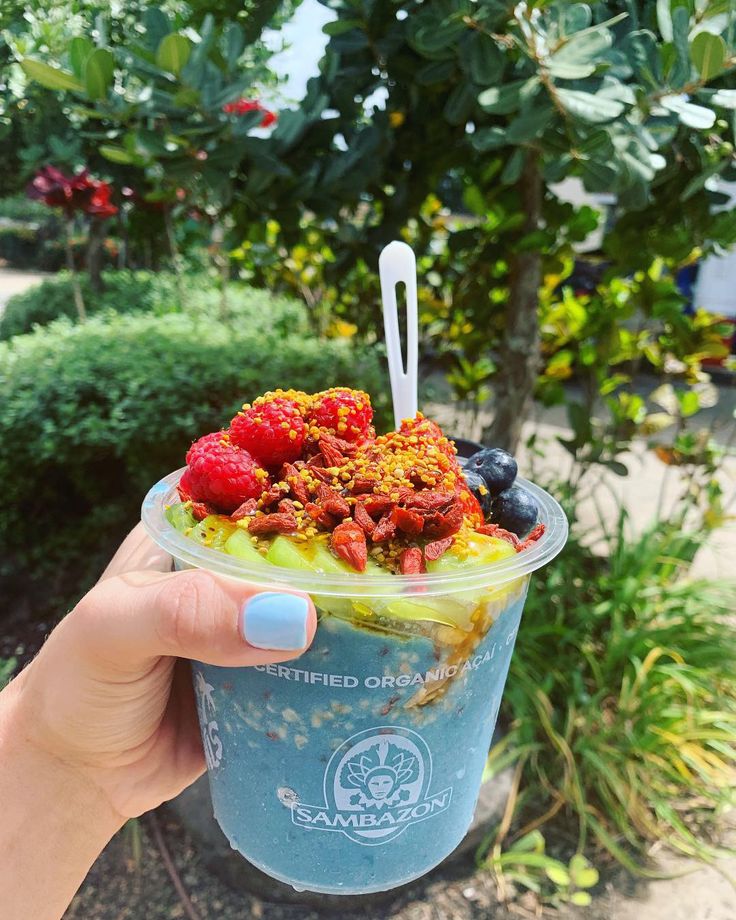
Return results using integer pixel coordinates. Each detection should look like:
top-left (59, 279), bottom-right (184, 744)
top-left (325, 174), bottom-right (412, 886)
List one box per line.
top-left (64, 810), bottom-right (735, 920)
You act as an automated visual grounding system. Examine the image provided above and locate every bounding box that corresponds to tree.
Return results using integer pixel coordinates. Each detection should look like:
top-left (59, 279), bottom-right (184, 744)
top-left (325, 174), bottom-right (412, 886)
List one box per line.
top-left (236, 0), bottom-right (736, 451)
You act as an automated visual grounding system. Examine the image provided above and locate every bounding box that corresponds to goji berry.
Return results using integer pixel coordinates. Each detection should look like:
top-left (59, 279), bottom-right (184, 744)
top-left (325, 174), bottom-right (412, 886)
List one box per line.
top-left (517, 522), bottom-right (546, 552)
top-left (424, 536), bottom-right (454, 561)
top-left (477, 522), bottom-right (520, 547)
top-left (372, 513), bottom-right (397, 543)
top-left (362, 494), bottom-right (395, 517)
top-left (353, 501), bottom-right (376, 535)
top-left (230, 498), bottom-right (258, 521)
top-left (399, 547), bottom-right (426, 574)
top-left (331, 520), bottom-right (367, 571)
top-left (317, 483), bottom-right (350, 518)
top-left (248, 512), bottom-right (298, 535)
top-left (391, 506), bottom-right (425, 535)
top-left (191, 501), bottom-right (213, 521)
top-left (399, 488), bottom-right (454, 512)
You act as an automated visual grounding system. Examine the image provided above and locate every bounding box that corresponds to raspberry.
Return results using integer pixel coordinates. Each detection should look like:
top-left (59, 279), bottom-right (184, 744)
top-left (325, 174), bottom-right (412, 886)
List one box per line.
top-left (229, 397), bottom-right (305, 468)
top-left (184, 433), bottom-right (269, 512)
top-left (310, 388), bottom-right (373, 441)
top-left (400, 414), bottom-right (456, 458)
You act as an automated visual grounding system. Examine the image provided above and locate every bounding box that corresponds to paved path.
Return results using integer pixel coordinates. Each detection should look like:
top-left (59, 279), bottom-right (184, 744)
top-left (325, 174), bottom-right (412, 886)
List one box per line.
top-left (0, 267), bottom-right (50, 315)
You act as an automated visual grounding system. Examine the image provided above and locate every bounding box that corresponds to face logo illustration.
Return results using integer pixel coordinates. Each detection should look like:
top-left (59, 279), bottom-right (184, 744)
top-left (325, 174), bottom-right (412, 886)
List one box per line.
top-left (290, 726), bottom-right (452, 845)
top-left (194, 670), bottom-right (223, 770)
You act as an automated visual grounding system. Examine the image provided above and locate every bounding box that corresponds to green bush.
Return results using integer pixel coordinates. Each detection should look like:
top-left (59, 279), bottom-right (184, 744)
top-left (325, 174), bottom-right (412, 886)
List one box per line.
top-left (484, 507), bottom-right (736, 880)
top-left (0, 271), bottom-right (308, 340)
top-left (0, 195), bottom-right (51, 222)
top-left (0, 307), bottom-right (389, 614)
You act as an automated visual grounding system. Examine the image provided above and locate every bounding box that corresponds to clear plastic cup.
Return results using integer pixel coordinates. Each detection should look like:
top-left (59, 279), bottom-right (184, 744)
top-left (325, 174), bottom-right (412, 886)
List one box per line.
top-left (142, 470), bottom-right (567, 895)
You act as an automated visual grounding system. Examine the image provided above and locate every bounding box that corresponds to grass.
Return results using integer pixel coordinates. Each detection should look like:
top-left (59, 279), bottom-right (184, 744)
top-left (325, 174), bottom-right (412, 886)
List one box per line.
top-left (483, 505), bottom-right (736, 885)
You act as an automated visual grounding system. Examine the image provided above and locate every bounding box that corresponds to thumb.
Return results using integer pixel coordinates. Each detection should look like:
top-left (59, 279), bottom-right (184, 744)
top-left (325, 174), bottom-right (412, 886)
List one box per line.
top-left (68, 567), bottom-right (317, 672)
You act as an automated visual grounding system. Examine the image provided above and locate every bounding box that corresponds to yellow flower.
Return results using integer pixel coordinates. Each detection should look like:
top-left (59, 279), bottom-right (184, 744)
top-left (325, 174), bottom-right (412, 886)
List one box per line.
top-left (389, 111), bottom-right (405, 128)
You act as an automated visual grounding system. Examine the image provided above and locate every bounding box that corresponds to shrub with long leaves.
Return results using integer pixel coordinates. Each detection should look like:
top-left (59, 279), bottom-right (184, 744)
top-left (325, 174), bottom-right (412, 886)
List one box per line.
top-left (485, 506), bottom-right (736, 877)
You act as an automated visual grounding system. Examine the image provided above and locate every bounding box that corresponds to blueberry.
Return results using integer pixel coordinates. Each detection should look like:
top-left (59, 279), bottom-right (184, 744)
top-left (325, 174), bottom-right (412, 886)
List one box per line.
top-left (491, 485), bottom-right (538, 537)
top-left (467, 447), bottom-right (518, 496)
top-left (463, 469), bottom-right (492, 518)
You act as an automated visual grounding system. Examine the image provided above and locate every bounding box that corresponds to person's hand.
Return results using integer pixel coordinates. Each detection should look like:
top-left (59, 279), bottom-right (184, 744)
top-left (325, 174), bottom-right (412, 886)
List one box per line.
top-left (7, 523), bottom-right (317, 820)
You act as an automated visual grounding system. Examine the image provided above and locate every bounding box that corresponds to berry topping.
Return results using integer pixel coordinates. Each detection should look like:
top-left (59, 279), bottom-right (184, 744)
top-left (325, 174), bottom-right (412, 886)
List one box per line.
top-left (310, 387), bottom-right (373, 441)
top-left (184, 433), bottom-right (269, 513)
top-left (230, 397), bottom-right (305, 468)
top-left (466, 447), bottom-right (518, 496)
top-left (463, 469), bottom-right (492, 518)
top-left (491, 485), bottom-right (538, 537)
top-left (331, 520), bottom-right (368, 571)
top-left (172, 390), bottom-right (547, 572)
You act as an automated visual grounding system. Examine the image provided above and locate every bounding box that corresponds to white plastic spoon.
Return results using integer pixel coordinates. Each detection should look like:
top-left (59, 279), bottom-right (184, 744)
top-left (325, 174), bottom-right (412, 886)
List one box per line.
top-left (379, 240), bottom-right (418, 429)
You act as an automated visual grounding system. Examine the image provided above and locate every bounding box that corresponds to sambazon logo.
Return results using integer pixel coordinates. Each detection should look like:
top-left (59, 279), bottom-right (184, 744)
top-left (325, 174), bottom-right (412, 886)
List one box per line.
top-left (290, 726), bottom-right (452, 845)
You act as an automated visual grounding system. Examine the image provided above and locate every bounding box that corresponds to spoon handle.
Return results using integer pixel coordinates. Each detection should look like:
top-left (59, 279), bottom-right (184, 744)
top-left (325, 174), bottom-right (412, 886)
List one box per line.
top-left (379, 240), bottom-right (418, 429)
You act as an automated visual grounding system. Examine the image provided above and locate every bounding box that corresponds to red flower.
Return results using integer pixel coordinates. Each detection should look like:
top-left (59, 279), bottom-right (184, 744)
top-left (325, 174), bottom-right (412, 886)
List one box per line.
top-left (27, 166), bottom-right (118, 219)
top-left (222, 98), bottom-right (277, 127)
top-left (86, 181), bottom-right (118, 219)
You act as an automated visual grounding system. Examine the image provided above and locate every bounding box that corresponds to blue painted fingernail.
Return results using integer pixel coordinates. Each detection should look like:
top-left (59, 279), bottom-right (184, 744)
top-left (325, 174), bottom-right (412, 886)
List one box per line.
top-left (241, 593), bottom-right (309, 650)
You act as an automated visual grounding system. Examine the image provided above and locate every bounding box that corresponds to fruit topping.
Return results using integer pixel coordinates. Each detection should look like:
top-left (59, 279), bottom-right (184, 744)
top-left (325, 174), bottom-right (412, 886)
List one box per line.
top-left (490, 485), bottom-right (539, 537)
top-left (466, 447), bottom-right (518, 496)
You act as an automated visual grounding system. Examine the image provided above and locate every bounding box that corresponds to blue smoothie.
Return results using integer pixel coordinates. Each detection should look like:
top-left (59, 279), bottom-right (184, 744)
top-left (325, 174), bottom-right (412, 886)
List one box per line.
top-left (192, 581), bottom-right (529, 894)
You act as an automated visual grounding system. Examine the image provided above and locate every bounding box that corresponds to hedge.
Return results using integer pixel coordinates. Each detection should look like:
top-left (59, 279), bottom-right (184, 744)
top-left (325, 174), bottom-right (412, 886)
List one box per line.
top-left (0, 270), bottom-right (309, 340)
top-left (0, 305), bottom-right (388, 615)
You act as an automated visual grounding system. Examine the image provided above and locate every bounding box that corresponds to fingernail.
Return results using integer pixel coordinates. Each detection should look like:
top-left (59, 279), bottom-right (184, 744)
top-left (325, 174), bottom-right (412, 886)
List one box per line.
top-left (241, 593), bottom-right (310, 650)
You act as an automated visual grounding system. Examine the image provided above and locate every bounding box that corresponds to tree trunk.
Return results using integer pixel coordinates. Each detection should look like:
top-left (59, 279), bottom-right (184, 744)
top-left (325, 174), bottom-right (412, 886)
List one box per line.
top-left (482, 151), bottom-right (543, 453)
top-left (64, 219), bottom-right (87, 323)
top-left (164, 206), bottom-right (185, 308)
top-left (87, 219), bottom-right (106, 294)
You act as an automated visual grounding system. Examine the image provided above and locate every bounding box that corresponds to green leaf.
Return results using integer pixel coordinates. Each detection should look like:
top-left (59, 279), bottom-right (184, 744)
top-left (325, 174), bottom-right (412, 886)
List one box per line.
top-left (331, 30), bottom-right (370, 53)
top-left (575, 866), bottom-right (600, 888)
top-left (679, 389), bottom-right (700, 417)
top-left (463, 183), bottom-right (487, 215)
top-left (411, 17), bottom-right (467, 54)
top-left (670, 5), bottom-right (691, 86)
top-left (99, 145), bottom-right (137, 164)
top-left (660, 95), bottom-right (716, 129)
top-left (467, 31), bottom-right (504, 85)
top-left (84, 48), bottom-right (114, 101)
top-left (144, 9), bottom-right (171, 49)
top-left (156, 33), bottom-right (192, 76)
top-left (511, 830), bottom-right (546, 853)
top-left (323, 19), bottom-right (362, 36)
top-left (549, 28), bottom-right (612, 81)
top-left (505, 106), bottom-right (554, 143)
top-left (472, 126), bottom-right (507, 151)
top-left (691, 32), bottom-right (726, 81)
top-left (416, 60), bottom-right (456, 85)
top-left (570, 892), bottom-right (593, 906)
top-left (69, 37), bottom-right (93, 80)
top-left (223, 22), bottom-right (245, 70)
top-left (562, 4), bottom-right (592, 34)
top-left (656, 0), bottom-right (673, 42)
top-left (478, 79), bottom-right (530, 114)
top-left (444, 82), bottom-right (476, 125)
top-left (545, 864), bottom-right (571, 886)
top-left (710, 88), bottom-right (736, 109)
top-left (20, 59), bottom-right (85, 93)
top-left (500, 147), bottom-right (524, 184)
top-left (557, 88), bottom-right (624, 123)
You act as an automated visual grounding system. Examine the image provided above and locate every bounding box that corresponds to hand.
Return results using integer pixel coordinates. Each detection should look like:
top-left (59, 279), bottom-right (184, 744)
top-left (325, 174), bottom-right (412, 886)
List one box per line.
top-left (7, 523), bottom-right (317, 820)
